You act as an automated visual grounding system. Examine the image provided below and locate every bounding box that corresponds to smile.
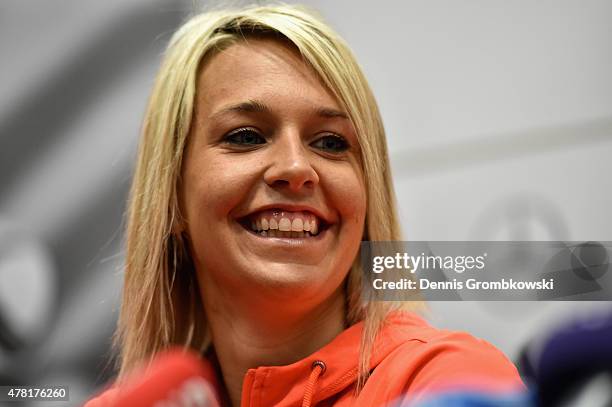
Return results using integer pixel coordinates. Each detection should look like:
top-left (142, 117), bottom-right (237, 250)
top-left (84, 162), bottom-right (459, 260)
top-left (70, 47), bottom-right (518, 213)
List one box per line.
top-left (239, 209), bottom-right (329, 238)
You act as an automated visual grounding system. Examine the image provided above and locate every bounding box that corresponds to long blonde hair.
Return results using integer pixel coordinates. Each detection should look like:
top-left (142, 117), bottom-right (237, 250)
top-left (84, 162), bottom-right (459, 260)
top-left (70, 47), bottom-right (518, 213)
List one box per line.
top-left (116, 3), bottom-right (418, 390)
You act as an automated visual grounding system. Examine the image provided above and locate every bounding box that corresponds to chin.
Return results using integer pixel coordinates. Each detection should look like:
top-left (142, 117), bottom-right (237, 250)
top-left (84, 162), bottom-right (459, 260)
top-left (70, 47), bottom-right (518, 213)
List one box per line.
top-left (242, 260), bottom-right (341, 297)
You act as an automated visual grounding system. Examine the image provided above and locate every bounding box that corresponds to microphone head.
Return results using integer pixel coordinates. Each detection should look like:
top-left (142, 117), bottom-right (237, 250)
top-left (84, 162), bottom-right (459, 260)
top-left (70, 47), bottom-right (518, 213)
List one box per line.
top-left (113, 348), bottom-right (219, 407)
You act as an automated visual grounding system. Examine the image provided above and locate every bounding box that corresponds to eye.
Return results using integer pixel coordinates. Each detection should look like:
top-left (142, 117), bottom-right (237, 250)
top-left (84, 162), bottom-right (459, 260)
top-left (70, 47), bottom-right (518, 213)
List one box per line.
top-left (311, 134), bottom-right (350, 153)
top-left (223, 127), bottom-right (266, 146)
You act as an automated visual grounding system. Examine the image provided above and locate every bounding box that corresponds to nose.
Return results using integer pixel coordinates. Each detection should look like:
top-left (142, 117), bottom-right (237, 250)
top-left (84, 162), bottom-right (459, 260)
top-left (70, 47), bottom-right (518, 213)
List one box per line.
top-left (263, 131), bottom-right (319, 192)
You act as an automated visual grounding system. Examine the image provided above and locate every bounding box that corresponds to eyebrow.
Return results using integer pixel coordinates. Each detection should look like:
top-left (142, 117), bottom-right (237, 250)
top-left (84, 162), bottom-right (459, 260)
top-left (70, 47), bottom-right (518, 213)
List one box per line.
top-left (210, 99), bottom-right (349, 120)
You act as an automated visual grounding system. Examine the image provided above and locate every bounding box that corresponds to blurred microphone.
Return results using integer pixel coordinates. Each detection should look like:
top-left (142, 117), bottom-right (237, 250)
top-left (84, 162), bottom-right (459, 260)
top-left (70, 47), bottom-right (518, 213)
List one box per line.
top-left (108, 348), bottom-right (220, 407)
top-left (405, 390), bottom-right (534, 407)
top-left (518, 310), bottom-right (612, 406)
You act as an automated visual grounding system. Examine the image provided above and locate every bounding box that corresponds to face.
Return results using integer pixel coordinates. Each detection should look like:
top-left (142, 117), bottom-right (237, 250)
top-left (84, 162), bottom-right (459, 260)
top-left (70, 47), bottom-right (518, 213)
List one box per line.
top-left (180, 38), bottom-right (366, 305)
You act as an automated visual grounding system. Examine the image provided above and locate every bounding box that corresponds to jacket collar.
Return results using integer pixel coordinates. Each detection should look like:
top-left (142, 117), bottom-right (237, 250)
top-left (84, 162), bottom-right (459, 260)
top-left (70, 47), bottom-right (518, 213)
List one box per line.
top-left (205, 311), bottom-right (428, 407)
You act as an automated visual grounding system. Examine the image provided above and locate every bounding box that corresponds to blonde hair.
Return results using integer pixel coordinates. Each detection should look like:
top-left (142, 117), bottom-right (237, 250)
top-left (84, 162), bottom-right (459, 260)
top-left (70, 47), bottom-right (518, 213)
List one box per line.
top-left (116, 3), bottom-right (419, 390)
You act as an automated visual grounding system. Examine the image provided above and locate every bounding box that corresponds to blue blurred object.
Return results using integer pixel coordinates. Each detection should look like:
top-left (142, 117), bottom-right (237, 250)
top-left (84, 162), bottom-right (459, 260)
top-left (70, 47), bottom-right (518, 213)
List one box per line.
top-left (402, 391), bottom-right (535, 407)
top-left (519, 309), bottom-right (612, 406)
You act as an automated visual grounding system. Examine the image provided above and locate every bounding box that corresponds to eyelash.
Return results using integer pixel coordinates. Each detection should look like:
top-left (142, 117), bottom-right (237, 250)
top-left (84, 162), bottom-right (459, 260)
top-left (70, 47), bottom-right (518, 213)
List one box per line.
top-left (223, 128), bottom-right (350, 153)
top-left (223, 127), bottom-right (266, 146)
top-left (311, 134), bottom-right (350, 153)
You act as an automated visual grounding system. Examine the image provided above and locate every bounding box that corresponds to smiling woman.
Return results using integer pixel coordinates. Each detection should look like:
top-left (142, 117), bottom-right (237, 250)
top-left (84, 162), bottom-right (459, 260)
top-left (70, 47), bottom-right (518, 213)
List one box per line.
top-left (84, 4), bottom-right (524, 407)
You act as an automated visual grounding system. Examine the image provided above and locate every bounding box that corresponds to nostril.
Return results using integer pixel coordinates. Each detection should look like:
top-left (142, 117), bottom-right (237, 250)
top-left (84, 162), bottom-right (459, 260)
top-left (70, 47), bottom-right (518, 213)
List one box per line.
top-left (272, 177), bottom-right (314, 190)
top-left (271, 179), bottom-right (291, 188)
top-left (263, 158), bottom-right (319, 191)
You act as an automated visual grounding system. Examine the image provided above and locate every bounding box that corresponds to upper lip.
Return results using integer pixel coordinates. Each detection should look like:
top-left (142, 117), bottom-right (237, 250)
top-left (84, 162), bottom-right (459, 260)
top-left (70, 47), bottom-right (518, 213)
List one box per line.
top-left (238, 203), bottom-right (335, 224)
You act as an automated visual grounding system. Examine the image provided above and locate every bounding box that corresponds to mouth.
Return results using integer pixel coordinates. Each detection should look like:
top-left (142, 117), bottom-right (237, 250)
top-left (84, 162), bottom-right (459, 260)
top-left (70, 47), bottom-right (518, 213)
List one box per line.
top-left (238, 208), bottom-right (331, 238)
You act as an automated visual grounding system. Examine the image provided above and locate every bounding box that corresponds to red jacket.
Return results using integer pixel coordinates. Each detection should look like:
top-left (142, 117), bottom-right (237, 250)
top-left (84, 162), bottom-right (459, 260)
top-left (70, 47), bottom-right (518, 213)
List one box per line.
top-left (84, 312), bottom-right (524, 406)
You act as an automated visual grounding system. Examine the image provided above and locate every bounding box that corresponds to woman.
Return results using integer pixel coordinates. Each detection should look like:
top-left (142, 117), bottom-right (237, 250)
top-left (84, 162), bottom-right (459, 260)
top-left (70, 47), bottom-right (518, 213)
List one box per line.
top-left (86, 4), bottom-right (523, 407)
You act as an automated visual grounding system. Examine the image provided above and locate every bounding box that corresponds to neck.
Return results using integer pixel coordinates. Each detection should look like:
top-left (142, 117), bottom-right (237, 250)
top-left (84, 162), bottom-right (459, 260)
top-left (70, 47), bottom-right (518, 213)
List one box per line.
top-left (201, 284), bottom-right (346, 407)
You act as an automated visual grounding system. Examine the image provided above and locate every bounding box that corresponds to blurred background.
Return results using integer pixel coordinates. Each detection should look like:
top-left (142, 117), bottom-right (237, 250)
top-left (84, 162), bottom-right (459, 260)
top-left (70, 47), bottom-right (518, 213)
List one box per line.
top-left (0, 0), bottom-right (610, 405)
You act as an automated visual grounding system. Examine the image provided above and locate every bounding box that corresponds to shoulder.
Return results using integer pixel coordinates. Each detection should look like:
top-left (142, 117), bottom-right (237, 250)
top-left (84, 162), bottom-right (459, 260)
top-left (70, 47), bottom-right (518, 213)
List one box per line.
top-left (391, 329), bottom-right (522, 390)
top-left (369, 312), bottom-right (524, 398)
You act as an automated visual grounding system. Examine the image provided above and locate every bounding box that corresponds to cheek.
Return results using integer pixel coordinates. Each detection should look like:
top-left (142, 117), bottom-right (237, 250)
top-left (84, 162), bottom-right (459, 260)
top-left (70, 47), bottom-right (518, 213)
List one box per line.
top-left (324, 165), bottom-right (367, 228)
top-left (182, 151), bottom-right (258, 224)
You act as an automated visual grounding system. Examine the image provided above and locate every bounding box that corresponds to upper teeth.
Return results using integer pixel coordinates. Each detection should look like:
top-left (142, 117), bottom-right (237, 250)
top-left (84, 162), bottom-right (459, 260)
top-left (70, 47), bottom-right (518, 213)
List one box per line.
top-left (249, 210), bottom-right (320, 235)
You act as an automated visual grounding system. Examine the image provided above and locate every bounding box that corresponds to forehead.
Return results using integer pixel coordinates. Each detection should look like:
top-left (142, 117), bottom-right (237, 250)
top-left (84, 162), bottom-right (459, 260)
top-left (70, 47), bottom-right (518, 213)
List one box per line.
top-left (196, 38), bottom-right (342, 115)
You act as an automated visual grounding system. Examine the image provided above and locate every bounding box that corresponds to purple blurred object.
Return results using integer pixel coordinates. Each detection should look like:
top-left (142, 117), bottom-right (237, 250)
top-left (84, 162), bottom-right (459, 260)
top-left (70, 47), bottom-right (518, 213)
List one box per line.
top-left (519, 309), bottom-right (612, 406)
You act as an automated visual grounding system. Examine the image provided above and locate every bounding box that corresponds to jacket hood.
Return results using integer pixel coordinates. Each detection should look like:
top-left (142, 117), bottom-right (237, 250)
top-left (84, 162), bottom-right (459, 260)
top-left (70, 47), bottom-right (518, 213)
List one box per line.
top-left (237, 311), bottom-right (430, 407)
